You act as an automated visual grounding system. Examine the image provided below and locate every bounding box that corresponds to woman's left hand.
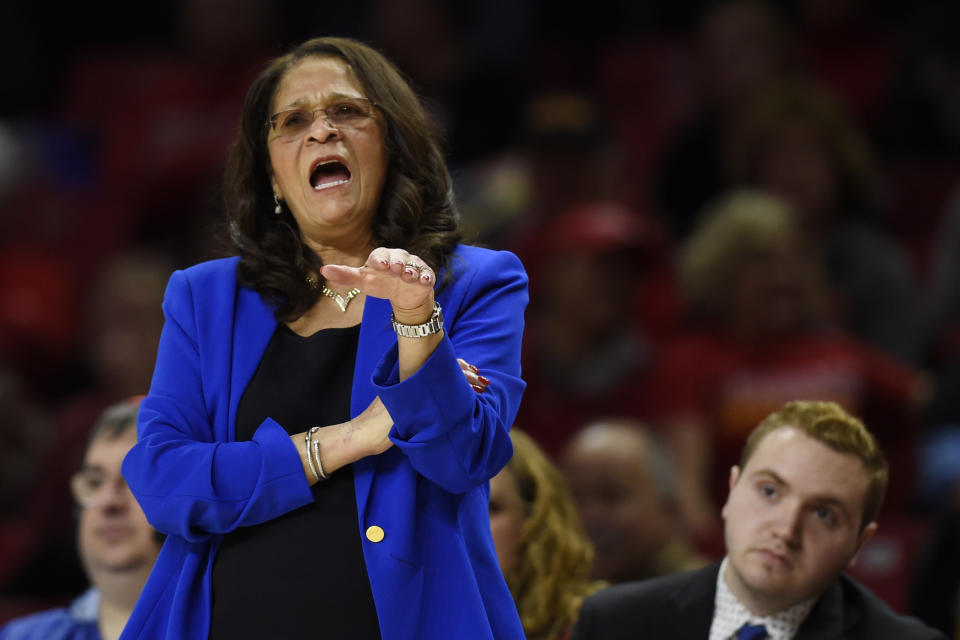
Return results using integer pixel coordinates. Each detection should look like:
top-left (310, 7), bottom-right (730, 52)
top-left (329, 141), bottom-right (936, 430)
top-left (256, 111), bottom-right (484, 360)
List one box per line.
top-left (321, 247), bottom-right (436, 323)
top-left (458, 358), bottom-right (491, 394)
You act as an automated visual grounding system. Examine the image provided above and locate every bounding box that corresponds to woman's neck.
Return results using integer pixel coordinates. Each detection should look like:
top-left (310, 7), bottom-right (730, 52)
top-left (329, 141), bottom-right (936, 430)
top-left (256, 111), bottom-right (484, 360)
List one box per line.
top-left (305, 232), bottom-right (374, 269)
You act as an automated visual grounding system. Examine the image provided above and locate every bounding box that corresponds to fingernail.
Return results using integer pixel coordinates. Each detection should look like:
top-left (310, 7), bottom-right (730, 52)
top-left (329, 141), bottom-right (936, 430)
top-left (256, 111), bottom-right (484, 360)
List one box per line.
top-left (404, 268), bottom-right (416, 277)
top-left (472, 384), bottom-right (485, 393)
top-left (469, 364), bottom-right (479, 374)
top-left (421, 273), bottom-right (432, 282)
top-left (379, 259), bottom-right (389, 266)
top-left (477, 375), bottom-right (490, 386)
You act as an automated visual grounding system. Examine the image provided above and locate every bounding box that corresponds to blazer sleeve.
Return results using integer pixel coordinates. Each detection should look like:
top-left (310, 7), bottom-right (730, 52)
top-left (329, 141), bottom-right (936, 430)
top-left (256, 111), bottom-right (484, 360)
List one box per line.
top-left (371, 249), bottom-right (528, 494)
top-left (121, 270), bottom-right (314, 542)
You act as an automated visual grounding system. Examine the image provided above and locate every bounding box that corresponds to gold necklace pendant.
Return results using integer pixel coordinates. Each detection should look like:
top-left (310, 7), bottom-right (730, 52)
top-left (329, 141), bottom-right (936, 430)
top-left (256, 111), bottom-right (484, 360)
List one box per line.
top-left (321, 286), bottom-right (361, 313)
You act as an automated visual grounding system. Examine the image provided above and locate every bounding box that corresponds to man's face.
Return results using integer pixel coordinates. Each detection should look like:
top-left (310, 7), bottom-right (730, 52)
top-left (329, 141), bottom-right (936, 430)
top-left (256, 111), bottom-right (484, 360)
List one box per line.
top-left (722, 427), bottom-right (876, 615)
top-left (563, 426), bottom-right (675, 583)
top-left (75, 430), bottom-right (160, 575)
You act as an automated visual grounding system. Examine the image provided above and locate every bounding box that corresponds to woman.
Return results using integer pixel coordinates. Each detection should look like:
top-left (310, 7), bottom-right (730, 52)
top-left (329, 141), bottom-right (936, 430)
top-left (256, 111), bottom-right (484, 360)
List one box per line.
top-left (489, 430), bottom-right (605, 640)
top-left (646, 190), bottom-right (925, 544)
top-left (120, 37), bottom-right (528, 640)
top-left (728, 78), bottom-right (922, 363)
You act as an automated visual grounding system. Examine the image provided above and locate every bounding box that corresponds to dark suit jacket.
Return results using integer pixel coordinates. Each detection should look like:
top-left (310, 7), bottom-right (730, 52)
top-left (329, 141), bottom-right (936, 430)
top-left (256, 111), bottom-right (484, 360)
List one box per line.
top-left (572, 562), bottom-right (946, 640)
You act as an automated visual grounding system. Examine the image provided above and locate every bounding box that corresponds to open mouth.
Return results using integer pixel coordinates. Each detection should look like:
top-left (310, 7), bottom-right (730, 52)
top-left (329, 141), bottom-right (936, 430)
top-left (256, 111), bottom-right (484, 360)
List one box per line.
top-left (310, 160), bottom-right (351, 190)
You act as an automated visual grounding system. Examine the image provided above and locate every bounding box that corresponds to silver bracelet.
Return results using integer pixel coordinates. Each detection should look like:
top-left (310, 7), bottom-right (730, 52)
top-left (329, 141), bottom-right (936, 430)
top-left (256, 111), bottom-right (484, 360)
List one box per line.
top-left (311, 434), bottom-right (328, 481)
top-left (305, 427), bottom-right (321, 482)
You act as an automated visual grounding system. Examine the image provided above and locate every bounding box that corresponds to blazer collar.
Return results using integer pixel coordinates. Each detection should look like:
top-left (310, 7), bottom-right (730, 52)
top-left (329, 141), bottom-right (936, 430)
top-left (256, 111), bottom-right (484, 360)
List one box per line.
top-left (230, 285), bottom-right (279, 441)
top-left (674, 562), bottom-right (723, 635)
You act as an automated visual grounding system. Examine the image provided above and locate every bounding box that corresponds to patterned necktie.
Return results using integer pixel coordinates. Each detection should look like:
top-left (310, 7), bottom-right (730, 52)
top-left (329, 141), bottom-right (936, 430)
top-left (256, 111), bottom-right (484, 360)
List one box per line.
top-left (737, 623), bottom-right (769, 640)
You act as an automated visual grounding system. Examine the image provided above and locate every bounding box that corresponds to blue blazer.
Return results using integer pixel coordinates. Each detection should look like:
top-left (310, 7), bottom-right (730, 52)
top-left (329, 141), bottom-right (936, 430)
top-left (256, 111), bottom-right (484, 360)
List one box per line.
top-left (120, 245), bottom-right (528, 640)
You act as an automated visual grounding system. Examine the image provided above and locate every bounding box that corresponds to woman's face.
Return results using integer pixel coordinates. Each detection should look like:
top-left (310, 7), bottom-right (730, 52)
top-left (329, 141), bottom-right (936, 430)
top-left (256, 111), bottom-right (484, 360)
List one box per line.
top-left (267, 56), bottom-right (388, 248)
top-left (729, 242), bottom-right (813, 339)
top-left (489, 466), bottom-right (527, 579)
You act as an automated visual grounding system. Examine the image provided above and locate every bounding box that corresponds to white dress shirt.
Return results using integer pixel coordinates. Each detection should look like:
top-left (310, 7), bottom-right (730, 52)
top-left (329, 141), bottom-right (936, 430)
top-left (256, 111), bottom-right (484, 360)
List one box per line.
top-left (708, 557), bottom-right (817, 640)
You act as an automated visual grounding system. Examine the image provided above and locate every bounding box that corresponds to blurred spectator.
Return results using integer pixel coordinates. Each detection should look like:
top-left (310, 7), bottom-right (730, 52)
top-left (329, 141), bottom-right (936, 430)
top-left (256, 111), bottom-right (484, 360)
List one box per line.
top-left (0, 365), bottom-right (54, 610)
top-left (910, 488), bottom-right (960, 638)
top-left (916, 189), bottom-right (960, 520)
top-left (647, 190), bottom-right (925, 544)
top-left (79, 249), bottom-right (172, 404)
top-left (51, 247), bottom-right (173, 497)
top-left (655, 0), bottom-right (796, 239)
top-left (0, 246), bottom-right (82, 394)
top-left (790, 0), bottom-right (898, 126)
top-left (513, 200), bottom-right (677, 456)
top-left (561, 419), bottom-right (706, 584)
top-left (489, 430), bottom-right (604, 640)
top-left (371, 0), bottom-right (535, 166)
top-left (876, 3), bottom-right (960, 160)
top-left (0, 400), bottom-right (162, 638)
top-left (729, 78), bottom-right (923, 362)
top-left (0, 367), bottom-right (49, 520)
top-left (914, 358), bottom-right (960, 514)
top-left (925, 190), bottom-right (960, 366)
top-left (456, 91), bottom-right (623, 250)
top-left (1, 249), bottom-right (172, 607)
top-left (0, 0), bottom-right (274, 404)
top-left (0, 123), bottom-right (21, 200)
top-left (3, 0), bottom-right (275, 299)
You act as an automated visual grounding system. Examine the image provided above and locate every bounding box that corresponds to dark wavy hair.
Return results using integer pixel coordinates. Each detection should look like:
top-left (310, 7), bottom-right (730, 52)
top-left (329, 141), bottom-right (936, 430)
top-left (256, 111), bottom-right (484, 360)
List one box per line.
top-left (223, 37), bottom-right (461, 321)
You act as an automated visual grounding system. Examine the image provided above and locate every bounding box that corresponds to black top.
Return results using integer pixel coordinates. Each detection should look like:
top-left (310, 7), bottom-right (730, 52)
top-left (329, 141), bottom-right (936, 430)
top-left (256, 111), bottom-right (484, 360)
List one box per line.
top-left (210, 323), bottom-right (381, 640)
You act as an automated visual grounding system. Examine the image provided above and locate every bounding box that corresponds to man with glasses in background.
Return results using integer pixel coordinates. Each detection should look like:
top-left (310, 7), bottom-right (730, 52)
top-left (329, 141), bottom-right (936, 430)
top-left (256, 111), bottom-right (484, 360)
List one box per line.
top-left (0, 399), bottom-right (162, 640)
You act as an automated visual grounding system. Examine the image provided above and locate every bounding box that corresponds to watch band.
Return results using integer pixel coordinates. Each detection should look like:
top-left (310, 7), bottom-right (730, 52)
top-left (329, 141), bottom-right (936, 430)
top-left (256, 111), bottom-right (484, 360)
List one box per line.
top-left (392, 302), bottom-right (444, 338)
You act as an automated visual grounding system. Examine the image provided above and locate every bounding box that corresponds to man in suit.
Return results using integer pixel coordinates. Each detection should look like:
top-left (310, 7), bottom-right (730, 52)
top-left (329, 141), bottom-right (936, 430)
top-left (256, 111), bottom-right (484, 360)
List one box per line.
top-left (572, 400), bottom-right (946, 639)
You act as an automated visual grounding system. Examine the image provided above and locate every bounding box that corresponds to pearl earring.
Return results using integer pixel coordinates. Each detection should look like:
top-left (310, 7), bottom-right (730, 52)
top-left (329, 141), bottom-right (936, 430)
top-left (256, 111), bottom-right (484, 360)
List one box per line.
top-left (273, 194), bottom-right (282, 215)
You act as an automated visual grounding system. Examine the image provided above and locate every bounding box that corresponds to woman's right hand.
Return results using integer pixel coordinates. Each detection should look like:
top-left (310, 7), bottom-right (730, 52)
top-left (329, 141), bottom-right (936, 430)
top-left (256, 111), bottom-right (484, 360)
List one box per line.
top-left (294, 397), bottom-right (394, 485)
top-left (350, 396), bottom-right (394, 457)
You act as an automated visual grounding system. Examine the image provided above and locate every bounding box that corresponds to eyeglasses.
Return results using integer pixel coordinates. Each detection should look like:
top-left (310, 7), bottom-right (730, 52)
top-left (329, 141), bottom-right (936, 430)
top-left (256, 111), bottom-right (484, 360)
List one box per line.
top-left (267, 97), bottom-right (377, 139)
top-left (71, 468), bottom-right (132, 509)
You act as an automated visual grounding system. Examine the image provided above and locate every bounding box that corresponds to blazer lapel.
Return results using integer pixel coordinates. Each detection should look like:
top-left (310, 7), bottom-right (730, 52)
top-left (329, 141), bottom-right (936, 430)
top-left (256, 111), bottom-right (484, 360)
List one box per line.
top-left (229, 285), bottom-right (278, 442)
top-left (795, 580), bottom-right (846, 640)
top-left (674, 563), bottom-right (722, 637)
top-left (351, 295), bottom-right (395, 518)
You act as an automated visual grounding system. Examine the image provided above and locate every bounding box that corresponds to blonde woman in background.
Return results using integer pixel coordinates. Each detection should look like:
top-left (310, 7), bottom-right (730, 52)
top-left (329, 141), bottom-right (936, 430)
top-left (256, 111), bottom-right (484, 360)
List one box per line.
top-left (489, 429), bottom-right (605, 640)
top-left (646, 190), bottom-right (926, 546)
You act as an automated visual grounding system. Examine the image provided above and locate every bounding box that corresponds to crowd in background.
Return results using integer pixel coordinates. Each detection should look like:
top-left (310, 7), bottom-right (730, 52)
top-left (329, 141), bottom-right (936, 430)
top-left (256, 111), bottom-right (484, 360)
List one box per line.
top-left (1, 0), bottom-right (959, 636)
